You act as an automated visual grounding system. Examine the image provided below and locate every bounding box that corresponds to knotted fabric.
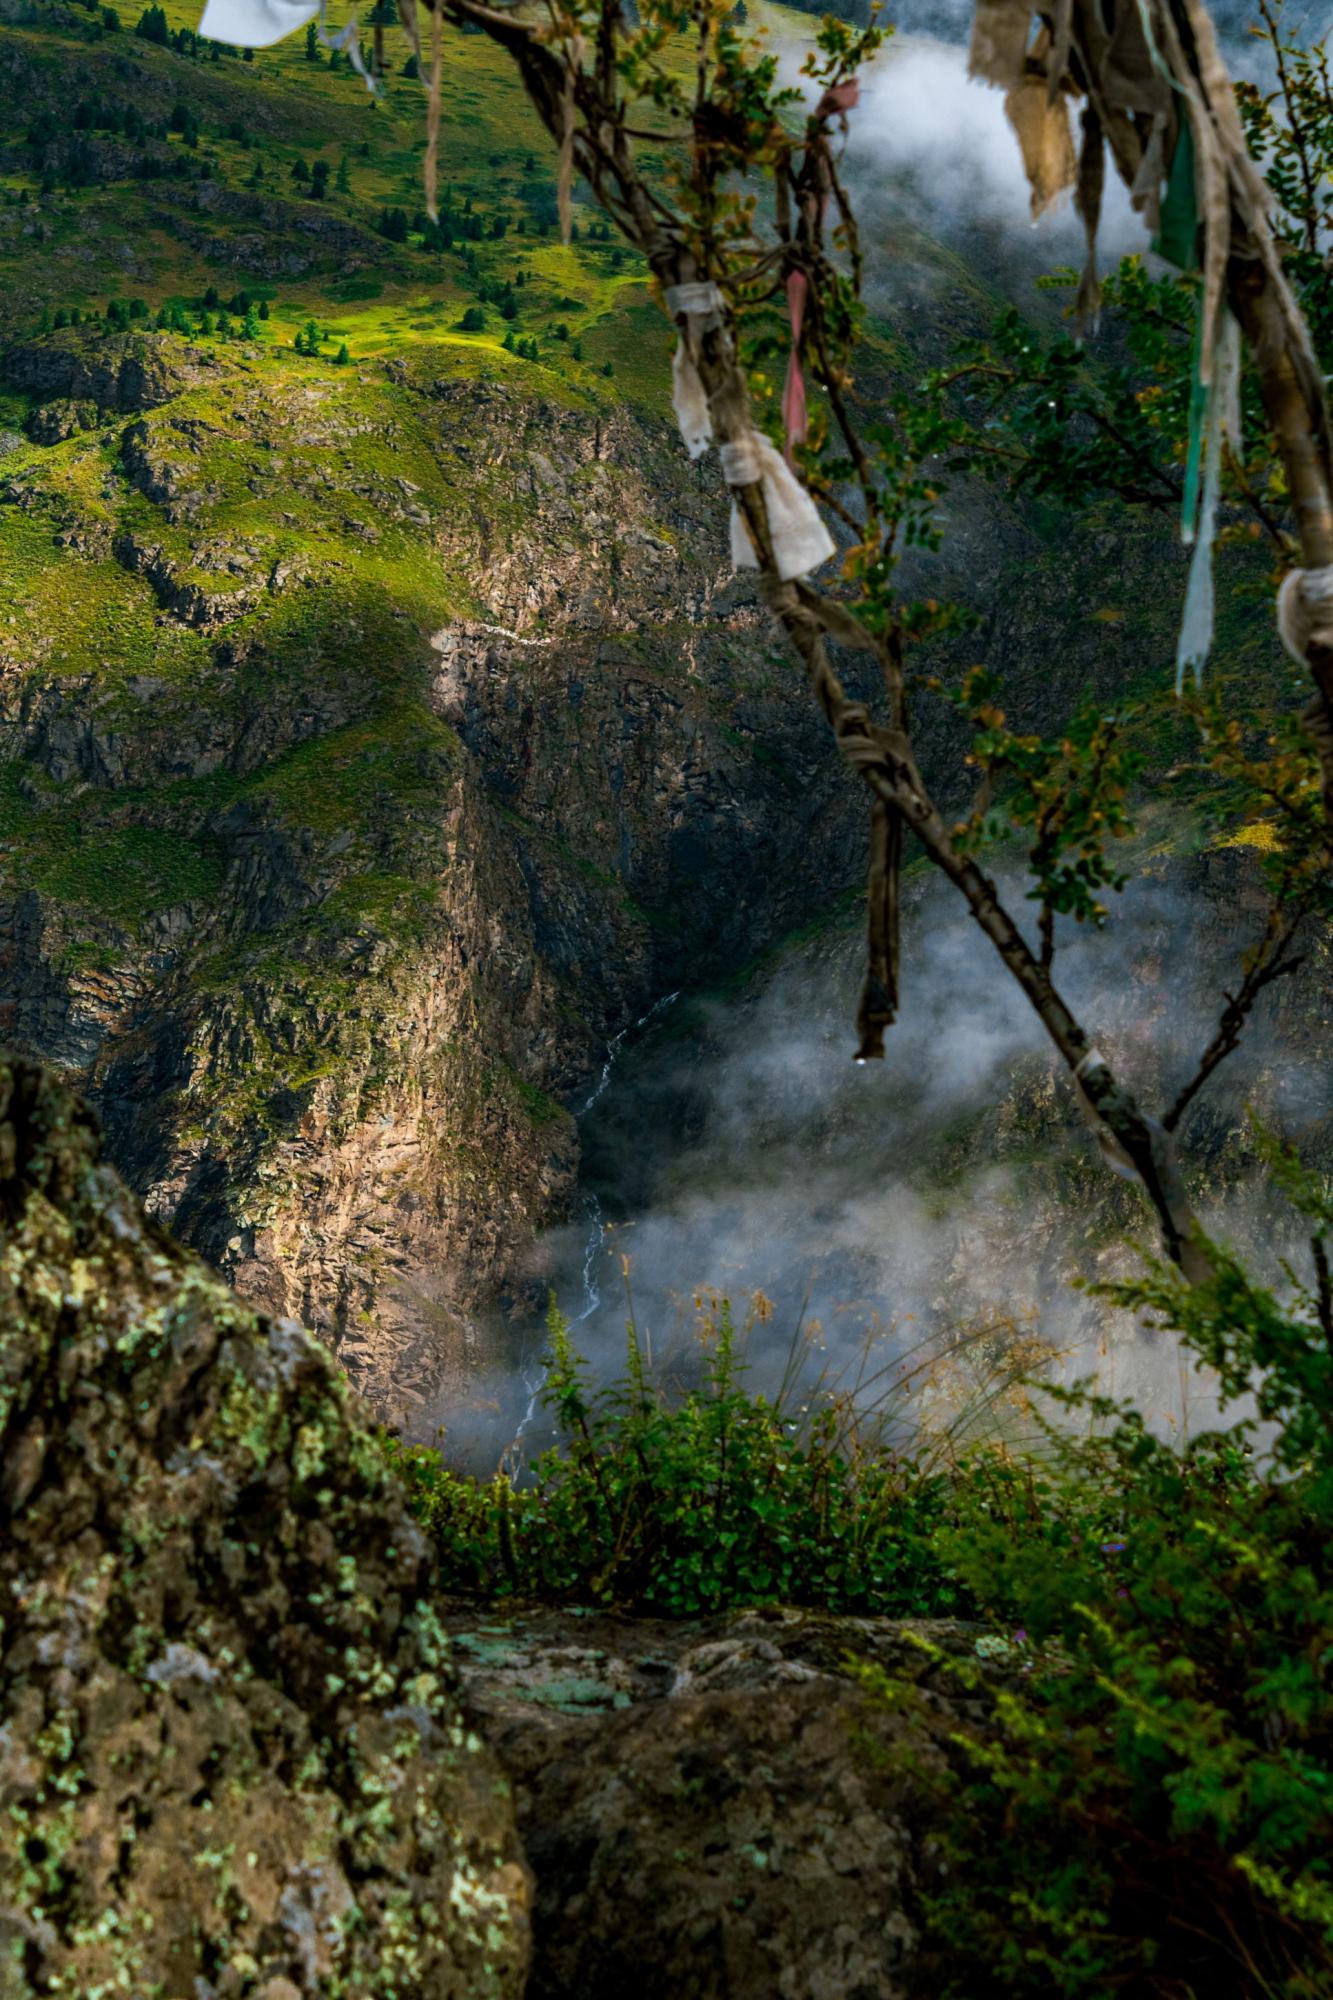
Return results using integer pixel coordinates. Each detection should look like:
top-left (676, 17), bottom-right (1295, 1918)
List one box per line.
top-left (722, 432), bottom-right (835, 581)
top-left (1277, 565), bottom-right (1333, 663)
top-left (665, 281), bottom-right (724, 462)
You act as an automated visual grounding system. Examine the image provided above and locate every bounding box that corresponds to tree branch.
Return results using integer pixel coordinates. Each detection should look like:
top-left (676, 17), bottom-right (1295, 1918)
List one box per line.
top-left (1164, 903), bottom-right (1309, 1132)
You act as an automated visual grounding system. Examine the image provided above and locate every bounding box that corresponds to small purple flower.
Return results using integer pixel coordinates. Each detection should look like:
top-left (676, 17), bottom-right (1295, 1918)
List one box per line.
top-left (1100, 1540), bottom-right (1127, 1554)
top-left (1013, 1628), bottom-right (1028, 1644)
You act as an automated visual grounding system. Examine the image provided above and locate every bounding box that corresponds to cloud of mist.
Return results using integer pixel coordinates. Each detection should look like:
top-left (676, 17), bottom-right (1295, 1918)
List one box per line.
top-left (844, 35), bottom-right (1143, 264)
top-left (477, 865), bottom-right (1326, 1470)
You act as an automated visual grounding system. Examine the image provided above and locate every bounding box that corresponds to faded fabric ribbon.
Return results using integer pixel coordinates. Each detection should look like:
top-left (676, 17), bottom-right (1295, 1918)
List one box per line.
top-left (783, 269), bottom-right (809, 467)
top-left (664, 281), bottom-right (724, 461)
top-left (722, 432), bottom-right (835, 582)
top-left (1177, 306), bottom-right (1241, 688)
top-left (1004, 69), bottom-right (1077, 218)
top-left (422, 0), bottom-right (443, 222)
top-left (816, 77), bottom-right (860, 120)
top-left (968, 0), bottom-right (1033, 85)
top-left (557, 34), bottom-right (587, 246)
top-left (968, 0), bottom-right (1323, 696)
top-left (1277, 565), bottom-right (1333, 664)
top-left (809, 78), bottom-right (860, 228)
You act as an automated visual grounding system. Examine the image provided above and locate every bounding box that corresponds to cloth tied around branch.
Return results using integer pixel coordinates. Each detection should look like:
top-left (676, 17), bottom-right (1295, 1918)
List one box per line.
top-left (783, 269), bottom-right (810, 467)
top-left (815, 77), bottom-right (860, 120)
top-left (722, 433), bottom-right (836, 582)
top-left (666, 281), bottom-right (725, 462)
top-left (665, 284), bottom-right (833, 581)
top-left (1278, 565), bottom-right (1333, 663)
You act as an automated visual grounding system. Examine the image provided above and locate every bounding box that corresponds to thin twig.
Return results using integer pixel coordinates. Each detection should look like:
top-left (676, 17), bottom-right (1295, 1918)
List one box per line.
top-left (1165, 903), bottom-right (1309, 1131)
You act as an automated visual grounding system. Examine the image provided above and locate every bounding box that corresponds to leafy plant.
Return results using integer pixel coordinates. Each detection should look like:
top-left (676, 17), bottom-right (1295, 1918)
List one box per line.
top-left (384, 1292), bottom-right (1031, 1617)
top-left (862, 1150), bottom-right (1333, 1998)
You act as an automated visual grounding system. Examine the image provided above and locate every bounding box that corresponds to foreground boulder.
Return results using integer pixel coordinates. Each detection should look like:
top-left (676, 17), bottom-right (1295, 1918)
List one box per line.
top-left (0, 1058), bottom-right (530, 1999)
top-left (446, 1602), bottom-right (980, 2000)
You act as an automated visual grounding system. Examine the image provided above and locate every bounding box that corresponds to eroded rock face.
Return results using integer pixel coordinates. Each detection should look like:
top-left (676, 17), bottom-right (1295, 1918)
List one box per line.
top-left (444, 1603), bottom-right (977, 2000)
top-left (0, 1058), bottom-right (531, 2000)
top-left (0, 348), bottom-right (867, 1422)
top-left (2, 327), bottom-right (223, 423)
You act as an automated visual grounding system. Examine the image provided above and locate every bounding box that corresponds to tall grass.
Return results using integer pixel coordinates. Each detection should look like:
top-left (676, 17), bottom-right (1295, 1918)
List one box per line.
top-left (384, 1284), bottom-right (1059, 1616)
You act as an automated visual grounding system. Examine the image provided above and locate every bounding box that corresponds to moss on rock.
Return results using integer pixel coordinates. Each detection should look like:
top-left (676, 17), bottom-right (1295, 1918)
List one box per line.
top-left (0, 1057), bottom-right (530, 1999)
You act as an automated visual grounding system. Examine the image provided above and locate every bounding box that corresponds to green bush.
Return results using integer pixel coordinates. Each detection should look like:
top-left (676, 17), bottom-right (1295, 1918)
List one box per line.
top-left (386, 1296), bottom-right (972, 1617)
top-left (870, 1135), bottom-right (1333, 1998)
top-left (381, 1147), bottom-right (1333, 1994)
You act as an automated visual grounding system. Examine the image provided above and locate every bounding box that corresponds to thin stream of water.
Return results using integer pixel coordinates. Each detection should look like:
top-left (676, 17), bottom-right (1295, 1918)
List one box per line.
top-left (509, 989), bottom-right (679, 1454)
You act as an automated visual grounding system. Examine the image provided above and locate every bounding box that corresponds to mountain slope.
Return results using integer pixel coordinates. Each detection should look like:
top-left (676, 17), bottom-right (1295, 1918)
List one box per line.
top-left (0, 0), bottom-right (1297, 1430)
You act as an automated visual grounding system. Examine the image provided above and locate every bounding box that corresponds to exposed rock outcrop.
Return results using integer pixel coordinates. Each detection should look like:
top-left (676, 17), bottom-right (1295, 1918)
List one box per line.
top-left (2, 327), bottom-right (223, 423)
top-left (0, 1057), bottom-right (531, 1999)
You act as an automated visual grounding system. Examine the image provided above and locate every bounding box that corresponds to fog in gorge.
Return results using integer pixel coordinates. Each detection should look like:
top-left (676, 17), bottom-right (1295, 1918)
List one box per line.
top-left (412, 0), bottom-right (1333, 1476)
top-left (429, 864), bottom-right (1328, 1472)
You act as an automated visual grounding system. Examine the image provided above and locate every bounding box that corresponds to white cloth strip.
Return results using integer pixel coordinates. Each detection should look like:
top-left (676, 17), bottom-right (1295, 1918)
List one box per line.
top-left (198, 0), bottom-right (318, 46)
top-left (665, 282), bottom-right (724, 318)
top-left (1277, 564), bottom-right (1333, 663)
top-left (671, 344), bottom-right (712, 462)
top-left (726, 431), bottom-right (835, 582)
top-left (665, 286), bottom-right (723, 460)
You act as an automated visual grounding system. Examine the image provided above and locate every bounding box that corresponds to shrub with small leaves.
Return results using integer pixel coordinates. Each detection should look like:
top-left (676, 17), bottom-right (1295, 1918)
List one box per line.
top-left (387, 1297), bottom-right (969, 1618)
top-left (868, 1141), bottom-right (1333, 1999)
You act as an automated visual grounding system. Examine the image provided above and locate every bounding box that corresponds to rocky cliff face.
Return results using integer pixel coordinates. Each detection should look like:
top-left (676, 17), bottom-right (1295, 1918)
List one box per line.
top-left (0, 313), bottom-right (1304, 1433)
top-left (0, 329), bottom-right (866, 1426)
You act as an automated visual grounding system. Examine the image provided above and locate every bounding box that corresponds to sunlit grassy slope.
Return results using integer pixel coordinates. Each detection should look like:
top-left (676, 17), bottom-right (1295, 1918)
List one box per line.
top-left (0, 0), bottom-right (688, 952)
top-left (0, 0), bottom-right (674, 405)
top-left (0, 0), bottom-right (1277, 962)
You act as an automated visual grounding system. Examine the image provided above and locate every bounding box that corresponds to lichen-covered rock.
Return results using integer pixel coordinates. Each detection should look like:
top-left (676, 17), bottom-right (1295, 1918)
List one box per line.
top-left (0, 1057), bottom-right (530, 1999)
